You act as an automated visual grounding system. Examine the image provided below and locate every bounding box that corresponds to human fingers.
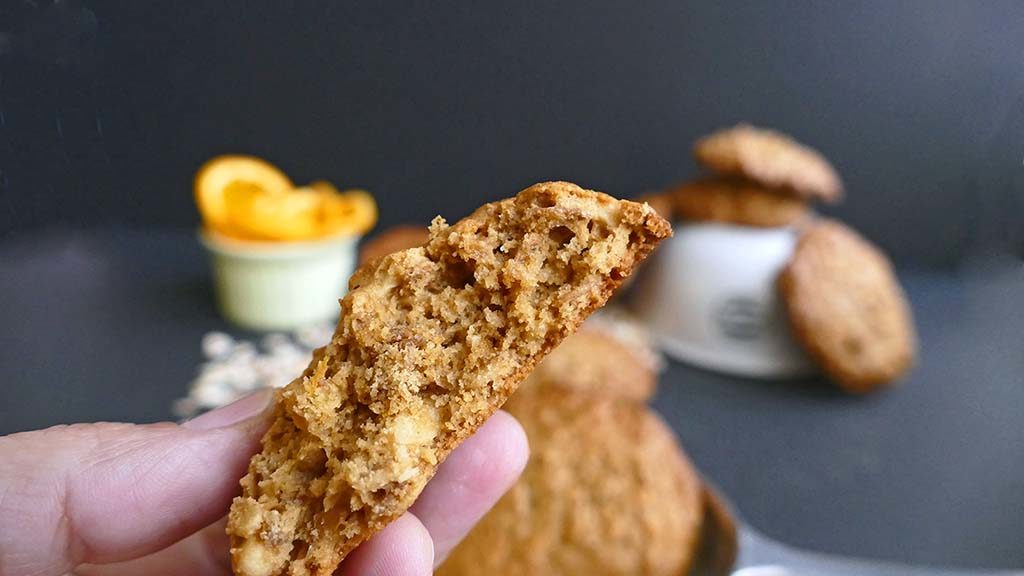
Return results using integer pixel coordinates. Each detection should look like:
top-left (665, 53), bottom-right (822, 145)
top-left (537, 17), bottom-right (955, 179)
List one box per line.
top-left (75, 517), bottom-right (231, 576)
top-left (0, 389), bottom-right (273, 576)
top-left (408, 410), bottom-right (528, 566)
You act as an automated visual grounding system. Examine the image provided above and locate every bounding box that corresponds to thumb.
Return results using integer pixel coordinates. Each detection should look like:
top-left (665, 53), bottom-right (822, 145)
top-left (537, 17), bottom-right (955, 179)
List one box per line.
top-left (0, 389), bottom-right (274, 576)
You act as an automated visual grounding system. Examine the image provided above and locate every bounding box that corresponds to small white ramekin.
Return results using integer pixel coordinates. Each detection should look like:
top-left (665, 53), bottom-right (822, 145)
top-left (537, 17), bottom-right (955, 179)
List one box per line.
top-left (630, 223), bottom-right (816, 379)
top-left (199, 230), bottom-right (359, 331)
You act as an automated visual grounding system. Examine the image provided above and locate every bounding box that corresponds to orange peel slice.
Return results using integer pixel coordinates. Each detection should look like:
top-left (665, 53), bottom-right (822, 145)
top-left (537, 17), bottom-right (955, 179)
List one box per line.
top-left (223, 182), bottom-right (325, 241)
top-left (321, 188), bottom-right (378, 236)
top-left (195, 155), bottom-right (293, 232)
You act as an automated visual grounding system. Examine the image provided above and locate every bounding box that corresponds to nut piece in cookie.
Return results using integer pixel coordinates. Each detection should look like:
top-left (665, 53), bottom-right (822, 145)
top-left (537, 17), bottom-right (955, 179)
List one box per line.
top-left (694, 124), bottom-right (843, 203)
top-left (520, 327), bottom-right (657, 402)
top-left (357, 225), bottom-right (430, 265)
top-left (778, 220), bottom-right (916, 393)
top-left (227, 181), bottom-right (671, 576)
top-left (671, 178), bottom-right (810, 228)
top-left (438, 389), bottom-right (704, 576)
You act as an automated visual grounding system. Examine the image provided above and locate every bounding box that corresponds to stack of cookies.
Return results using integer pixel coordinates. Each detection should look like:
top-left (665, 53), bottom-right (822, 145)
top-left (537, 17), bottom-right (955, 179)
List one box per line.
top-left (656, 123), bottom-right (843, 227)
top-left (640, 125), bottom-right (917, 394)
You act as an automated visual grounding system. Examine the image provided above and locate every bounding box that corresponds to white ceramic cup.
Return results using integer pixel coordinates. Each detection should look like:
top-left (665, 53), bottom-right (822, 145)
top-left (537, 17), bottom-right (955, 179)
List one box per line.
top-left (200, 230), bottom-right (359, 331)
top-left (631, 223), bottom-right (816, 379)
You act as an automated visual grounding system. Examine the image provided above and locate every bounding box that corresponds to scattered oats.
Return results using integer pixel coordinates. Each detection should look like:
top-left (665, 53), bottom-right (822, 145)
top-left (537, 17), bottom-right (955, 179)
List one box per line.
top-left (262, 333), bottom-right (292, 352)
top-left (194, 380), bottom-right (237, 408)
top-left (202, 331), bottom-right (235, 360)
top-left (225, 362), bottom-right (260, 391)
top-left (198, 363), bottom-right (233, 384)
top-left (173, 324), bottom-right (333, 419)
top-left (230, 341), bottom-right (258, 363)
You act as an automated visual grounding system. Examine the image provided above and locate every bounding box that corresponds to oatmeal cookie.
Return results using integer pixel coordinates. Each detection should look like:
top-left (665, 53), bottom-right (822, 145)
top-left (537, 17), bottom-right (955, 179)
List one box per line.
top-left (520, 327), bottom-right (657, 402)
top-left (438, 389), bottom-right (704, 576)
top-left (778, 219), bottom-right (916, 393)
top-left (227, 181), bottom-right (671, 576)
top-left (694, 124), bottom-right (843, 202)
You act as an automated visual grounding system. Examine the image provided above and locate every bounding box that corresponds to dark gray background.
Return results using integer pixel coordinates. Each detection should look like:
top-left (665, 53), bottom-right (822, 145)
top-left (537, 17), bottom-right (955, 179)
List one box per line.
top-left (2, 1), bottom-right (1024, 571)
top-left (2, 1), bottom-right (1023, 265)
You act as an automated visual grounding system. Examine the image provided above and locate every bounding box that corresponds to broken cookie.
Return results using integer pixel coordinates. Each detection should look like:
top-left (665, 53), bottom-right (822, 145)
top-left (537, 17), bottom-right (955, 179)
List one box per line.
top-left (227, 181), bottom-right (671, 576)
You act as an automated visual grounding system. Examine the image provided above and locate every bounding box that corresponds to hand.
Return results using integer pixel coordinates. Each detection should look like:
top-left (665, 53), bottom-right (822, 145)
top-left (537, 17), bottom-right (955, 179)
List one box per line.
top-left (0, 389), bottom-right (529, 576)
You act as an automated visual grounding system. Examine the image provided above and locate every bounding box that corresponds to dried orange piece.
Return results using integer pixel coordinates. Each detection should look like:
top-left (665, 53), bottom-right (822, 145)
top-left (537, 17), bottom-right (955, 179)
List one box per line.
top-left (321, 189), bottom-right (378, 236)
top-left (223, 182), bottom-right (323, 241)
top-left (309, 180), bottom-right (341, 196)
top-left (308, 181), bottom-right (379, 236)
top-left (195, 155), bottom-right (293, 232)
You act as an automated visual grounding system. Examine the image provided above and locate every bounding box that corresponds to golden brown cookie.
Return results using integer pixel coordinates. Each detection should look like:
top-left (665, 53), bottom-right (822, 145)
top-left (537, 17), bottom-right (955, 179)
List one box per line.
top-left (778, 220), bottom-right (916, 393)
top-left (357, 225), bottom-right (429, 265)
top-left (438, 389), bottom-right (704, 576)
top-left (583, 308), bottom-right (664, 380)
top-left (227, 182), bottom-right (671, 576)
top-left (520, 327), bottom-right (657, 402)
top-left (671, 178), bottom-right (811, 228)
top-left (694, 124), bottom-right (843, 203)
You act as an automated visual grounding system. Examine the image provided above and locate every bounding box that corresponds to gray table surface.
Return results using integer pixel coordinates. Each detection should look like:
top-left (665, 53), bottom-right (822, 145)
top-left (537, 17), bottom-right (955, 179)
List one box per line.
top-left (1, 228), bottom-right (1022, 570)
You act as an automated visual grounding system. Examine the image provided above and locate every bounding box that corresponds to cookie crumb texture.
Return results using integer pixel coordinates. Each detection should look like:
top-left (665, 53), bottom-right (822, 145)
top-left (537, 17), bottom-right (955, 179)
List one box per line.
top-left (634, 192), bottom-right (675, 222)
top-left (779, 220), bottom-right (916, 393)
top-left (439, 390), bottom-right (703, 576)
top-left (227, 181), bottom-right (671, 576)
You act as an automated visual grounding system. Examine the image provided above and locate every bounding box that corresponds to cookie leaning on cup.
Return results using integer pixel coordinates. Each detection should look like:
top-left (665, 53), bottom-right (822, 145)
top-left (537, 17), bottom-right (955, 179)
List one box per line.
top-left (778, 219), bottom-right (917, 393)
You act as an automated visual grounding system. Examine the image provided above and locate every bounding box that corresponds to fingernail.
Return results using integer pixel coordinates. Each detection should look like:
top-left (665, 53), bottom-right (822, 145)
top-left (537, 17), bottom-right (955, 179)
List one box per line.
top-left (183, 389), bottom-right (275, 430)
